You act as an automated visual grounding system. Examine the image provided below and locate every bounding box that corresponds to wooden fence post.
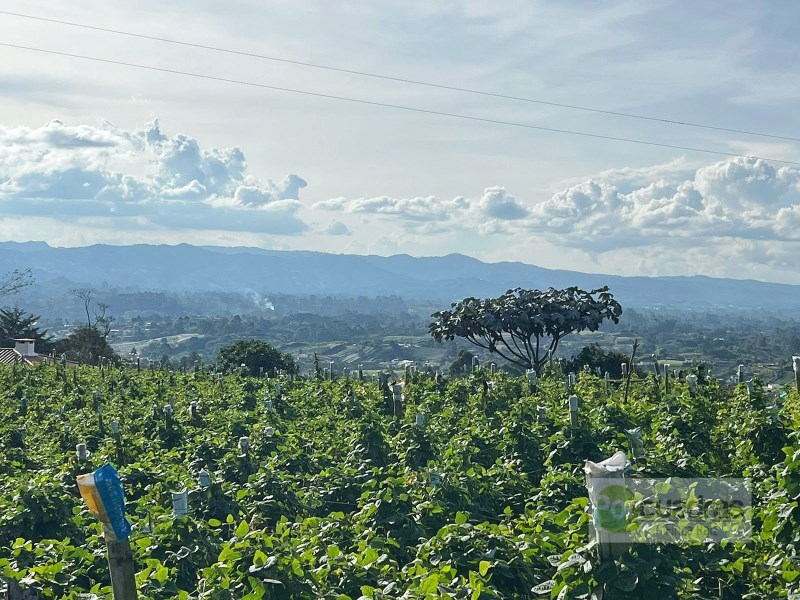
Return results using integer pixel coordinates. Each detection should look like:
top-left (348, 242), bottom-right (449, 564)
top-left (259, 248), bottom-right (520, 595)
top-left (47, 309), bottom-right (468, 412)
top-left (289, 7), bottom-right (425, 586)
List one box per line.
top-left (793, 356), bottom-right (800, 393)
top-left (76, 466), bottom-right (137, 600)
top-left (526, 369), bottom-right (537, 394)
top-left (569, 394), bottom-right (580, 429)
top-left (687, 373), bottom-right (698, 397)
top-left (585, 451), bottom-right (629, 595)
top-left (623, 340), bottom-right (639, 404)
top-left (107, 540), bottom-right (138, 599)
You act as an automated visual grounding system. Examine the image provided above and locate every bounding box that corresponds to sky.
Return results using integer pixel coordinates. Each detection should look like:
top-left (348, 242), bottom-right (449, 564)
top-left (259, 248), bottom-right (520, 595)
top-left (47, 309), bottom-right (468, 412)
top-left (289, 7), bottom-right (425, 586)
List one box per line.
top-left (1, 1), bottom-right (800, 283)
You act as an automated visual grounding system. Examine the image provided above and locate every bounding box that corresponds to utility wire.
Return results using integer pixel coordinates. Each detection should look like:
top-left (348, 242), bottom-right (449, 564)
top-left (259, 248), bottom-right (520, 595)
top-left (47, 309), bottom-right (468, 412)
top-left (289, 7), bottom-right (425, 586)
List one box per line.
top-left (2, 9), bottom-right (798, 144)
top-left (2, 42), bottom-right (800, 167)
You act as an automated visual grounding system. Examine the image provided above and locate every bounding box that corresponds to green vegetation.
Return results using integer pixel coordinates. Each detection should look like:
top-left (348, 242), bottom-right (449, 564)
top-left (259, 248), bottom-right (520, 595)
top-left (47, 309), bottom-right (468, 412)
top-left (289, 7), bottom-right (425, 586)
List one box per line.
top-left (562, 344), bottom-right (630, 379)
top-left (429, 287), bottom-right (623, 371)
top-left (53, 325), bottom-right (120, 366)
top-left (1, 359), bottom-right (799, 598)
top-left (217, 340), bottom-right (298, 377)
top-left (0, 308), bottom-right (53, 352)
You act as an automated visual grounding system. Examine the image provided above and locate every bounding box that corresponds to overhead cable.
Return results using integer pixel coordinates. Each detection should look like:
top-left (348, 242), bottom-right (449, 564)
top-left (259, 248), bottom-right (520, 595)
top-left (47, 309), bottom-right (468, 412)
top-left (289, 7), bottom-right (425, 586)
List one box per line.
top-left (1, 9), bottom-right (798, 143)
top-left (2, 42), bottom-right (799, 167)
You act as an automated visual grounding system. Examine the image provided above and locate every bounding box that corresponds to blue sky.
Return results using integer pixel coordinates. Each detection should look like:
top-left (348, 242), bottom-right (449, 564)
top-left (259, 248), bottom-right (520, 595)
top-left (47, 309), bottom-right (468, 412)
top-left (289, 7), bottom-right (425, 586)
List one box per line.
top-left (1, 1), bottom-right (799, 283)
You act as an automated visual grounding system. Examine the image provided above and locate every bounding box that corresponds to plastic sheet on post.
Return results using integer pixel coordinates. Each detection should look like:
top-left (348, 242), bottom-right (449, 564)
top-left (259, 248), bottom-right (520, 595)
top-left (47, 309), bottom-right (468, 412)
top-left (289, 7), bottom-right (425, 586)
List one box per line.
top-left (76, 463), bottom-right (132, 542)
top-left (584, 451), bottom-right (629, 535)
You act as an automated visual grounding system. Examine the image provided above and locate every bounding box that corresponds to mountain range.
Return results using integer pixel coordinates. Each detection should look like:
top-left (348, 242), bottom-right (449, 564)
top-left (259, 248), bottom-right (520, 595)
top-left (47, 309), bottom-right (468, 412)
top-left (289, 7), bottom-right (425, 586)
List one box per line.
top-left (1, 241), bottom-right (798, 311)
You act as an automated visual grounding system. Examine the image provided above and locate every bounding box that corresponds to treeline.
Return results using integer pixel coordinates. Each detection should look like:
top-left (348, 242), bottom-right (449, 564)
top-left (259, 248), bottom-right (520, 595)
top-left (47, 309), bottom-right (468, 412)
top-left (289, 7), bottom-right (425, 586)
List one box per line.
top-left (17, 288), bottom-right (412, 320)
top-left (613, 307), bottom-right (800, 364)
top-left (128, 312), bottom-right (428, 345)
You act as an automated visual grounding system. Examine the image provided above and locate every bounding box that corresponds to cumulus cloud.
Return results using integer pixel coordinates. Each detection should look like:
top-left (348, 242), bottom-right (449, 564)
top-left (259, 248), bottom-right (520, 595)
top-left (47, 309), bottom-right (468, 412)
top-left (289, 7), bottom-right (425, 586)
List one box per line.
top-left (324, 220), bottom-right (351, 236)
top-left (309, 157), bottom-right (800, 281)
top-left (478, 186), bottom-right (529, 220)
top-left (0, 119), bottom-right (308, 235)
top-left (312, 186), bottom-right (528, 232)
top-left (528, 157), bottom-right (800, 247)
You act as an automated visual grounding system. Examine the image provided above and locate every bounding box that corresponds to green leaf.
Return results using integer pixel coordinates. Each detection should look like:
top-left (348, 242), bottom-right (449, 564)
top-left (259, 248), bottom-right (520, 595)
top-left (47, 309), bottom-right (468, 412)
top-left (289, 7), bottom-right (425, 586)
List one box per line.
top-left (455, 511), bottom-right (468, 525)
top-left (135, 537), bottom-right (152, 550)
top-left (247, 576), bottom-right (266, 599)
top-left (419, 573), bottom-right (439, 593)
top-left (732, 557), bottom-right (744, 574)
top-left (236, 520), bottom-right (250, 537)
top-left (479, 560), bottom-right (491, 576)
top-left (291, 558), bottom-right (303, 576)
top-left (327, 545), bottom-right (341, 559)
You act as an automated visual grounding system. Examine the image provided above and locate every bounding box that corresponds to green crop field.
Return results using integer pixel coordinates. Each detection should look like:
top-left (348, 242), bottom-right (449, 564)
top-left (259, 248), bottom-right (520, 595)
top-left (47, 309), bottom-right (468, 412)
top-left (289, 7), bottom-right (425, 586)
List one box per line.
top-left (1, 363), bottom-right (799, 599)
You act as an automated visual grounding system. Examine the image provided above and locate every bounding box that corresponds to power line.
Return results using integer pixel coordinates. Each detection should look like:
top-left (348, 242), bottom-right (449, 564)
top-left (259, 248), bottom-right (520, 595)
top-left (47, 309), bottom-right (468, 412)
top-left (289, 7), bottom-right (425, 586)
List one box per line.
top-left (2, 9), bottom-right (798, 145)
top-left (2, 42), bottom-right (800, 167)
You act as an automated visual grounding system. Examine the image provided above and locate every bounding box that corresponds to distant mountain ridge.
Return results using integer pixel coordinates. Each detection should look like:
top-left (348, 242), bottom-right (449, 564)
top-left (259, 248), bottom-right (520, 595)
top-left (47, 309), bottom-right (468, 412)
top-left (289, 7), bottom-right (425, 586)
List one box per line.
top-left (1, 241), bottom-right (798, 310)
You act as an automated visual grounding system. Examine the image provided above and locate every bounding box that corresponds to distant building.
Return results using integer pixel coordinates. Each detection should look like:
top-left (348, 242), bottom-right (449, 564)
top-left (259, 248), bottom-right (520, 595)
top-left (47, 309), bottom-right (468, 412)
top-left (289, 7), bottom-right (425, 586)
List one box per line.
top-left (0, 338), bottom-right (48, 365)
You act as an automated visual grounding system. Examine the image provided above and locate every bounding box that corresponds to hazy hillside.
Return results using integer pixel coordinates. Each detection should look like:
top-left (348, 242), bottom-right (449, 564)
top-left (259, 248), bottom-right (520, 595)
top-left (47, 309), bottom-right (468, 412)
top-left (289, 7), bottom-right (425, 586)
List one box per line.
top-left (2, 241), bottom-right (799, 311)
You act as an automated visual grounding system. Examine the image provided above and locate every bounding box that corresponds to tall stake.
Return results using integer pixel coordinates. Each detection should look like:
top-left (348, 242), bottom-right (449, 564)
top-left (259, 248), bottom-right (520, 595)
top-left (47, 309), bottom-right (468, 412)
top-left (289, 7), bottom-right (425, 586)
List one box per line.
top-left (623, 340), bottom-right (639, 404)
top-left (793, 356), bottom-right (800, 393)
top-left (107, 540), bottom-right (138, 599)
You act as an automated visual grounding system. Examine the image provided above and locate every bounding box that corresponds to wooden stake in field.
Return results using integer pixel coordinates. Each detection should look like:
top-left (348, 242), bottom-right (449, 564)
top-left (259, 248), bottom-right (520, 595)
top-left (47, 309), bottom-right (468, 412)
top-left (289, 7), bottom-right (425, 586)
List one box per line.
top-left (626, 427), bottom-right (645, 466)
top-left (623, 340), bottom-right (639, 404)
top-left (687, 373), bottom-right (698, 397)
top-left (793, 356), bottom-right (800, 393)
top-left (110, 421), bottom-right (124, 466)
top-left (584, 451), bottom-right (629, 571)
top-left (569, 394), bottom-right (580, 429)
top-left (76, 465), bottom-right (137, 600)
top-left (391, 383), bottom-right (404, 419)
top-left (107, 541), bottom-right (138, 600)
top-left (526, 369), bottom-right (537, 394)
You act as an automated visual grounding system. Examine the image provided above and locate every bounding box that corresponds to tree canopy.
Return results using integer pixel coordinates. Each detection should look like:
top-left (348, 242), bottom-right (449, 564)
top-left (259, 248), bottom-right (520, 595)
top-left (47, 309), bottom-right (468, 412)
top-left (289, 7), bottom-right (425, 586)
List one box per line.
top-left (217, 339), bottom-right (298, 377)
top-left (0, 307), bottom-right (53, 352)
top-left (53, 325), bottom-right (120, 365)
top-left (564, 343), bottom-right (630, 378)
top-left (429, 286), bottom-right (623, 372)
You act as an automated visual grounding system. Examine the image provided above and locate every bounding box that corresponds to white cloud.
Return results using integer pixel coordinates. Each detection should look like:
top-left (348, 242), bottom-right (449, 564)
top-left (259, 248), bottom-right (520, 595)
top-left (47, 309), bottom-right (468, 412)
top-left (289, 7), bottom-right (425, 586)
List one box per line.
top-left (313, 194), bottom-right (471, 221)
top-left (4, 118), bottom-right (800, 284)
top-left (312, 186), bottom-right (529, 234)
top-left (528, 156), bottom-right (800, 247)
top-left (324, 220), bottom-right (351, 236)
top-left (0, 119), bottom-right (308, 235)
top-left (477, 186), bottom-right (528, 220)
top-left (307, 156), bottom-right (800, 283)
